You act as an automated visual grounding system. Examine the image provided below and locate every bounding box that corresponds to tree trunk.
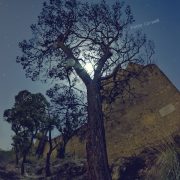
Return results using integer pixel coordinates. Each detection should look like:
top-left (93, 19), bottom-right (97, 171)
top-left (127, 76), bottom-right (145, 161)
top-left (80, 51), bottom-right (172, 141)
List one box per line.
top-left (36, 135), bottom-right (47, 159)
top-left (21, 154), bottom-right (26, 175)
top-left (45, 152), bottom-right (51, 177)
top-left (45, 129), bottom-right (53, 177)
top-left (15, 150), bottom-right (19, 165)
top-left (86, 81), bottom-right (112, 180)
top-left (58, 144), bottom-right (66, 159)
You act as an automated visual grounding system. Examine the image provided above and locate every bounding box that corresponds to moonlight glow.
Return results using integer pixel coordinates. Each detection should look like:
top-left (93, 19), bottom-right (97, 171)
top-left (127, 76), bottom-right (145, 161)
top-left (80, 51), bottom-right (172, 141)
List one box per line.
top-left (84, 63), bottom-right (94, 75)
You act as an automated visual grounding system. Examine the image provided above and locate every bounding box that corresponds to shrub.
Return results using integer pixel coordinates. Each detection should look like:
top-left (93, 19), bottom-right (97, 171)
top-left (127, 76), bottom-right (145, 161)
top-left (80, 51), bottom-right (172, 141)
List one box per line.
top-left (145, 139), bottom-right (180, 180)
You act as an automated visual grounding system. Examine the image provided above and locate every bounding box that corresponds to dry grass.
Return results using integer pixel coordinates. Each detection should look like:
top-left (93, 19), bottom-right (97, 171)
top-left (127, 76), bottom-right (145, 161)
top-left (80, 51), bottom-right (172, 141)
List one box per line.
top-left (145, 138), bottom-right (180, 180)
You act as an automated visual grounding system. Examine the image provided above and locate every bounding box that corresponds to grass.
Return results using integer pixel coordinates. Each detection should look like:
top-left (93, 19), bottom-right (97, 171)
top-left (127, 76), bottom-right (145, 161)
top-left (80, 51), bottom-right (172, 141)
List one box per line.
top-left (145, 138), bottom-right (180, 180)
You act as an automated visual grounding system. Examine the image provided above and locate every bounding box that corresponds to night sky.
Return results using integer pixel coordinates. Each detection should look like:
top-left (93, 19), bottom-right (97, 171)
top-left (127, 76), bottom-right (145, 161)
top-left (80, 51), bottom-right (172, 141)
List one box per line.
top-left (0, 0), bottom-right (180, 150)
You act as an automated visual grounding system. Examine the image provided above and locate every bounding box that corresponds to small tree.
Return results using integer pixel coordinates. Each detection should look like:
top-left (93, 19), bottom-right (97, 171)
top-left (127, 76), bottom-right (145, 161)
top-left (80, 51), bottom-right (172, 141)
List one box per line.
top-left (11, 136), bottom-right (20, 165)
top-left (42, 106), bottom-right (59, 177)
top-left (3, 108), bottom-right (21, 165)
top-left (4, 90), bottom-right (49, 175)
top-left (46, 83), bottom-right (87, 158)
top-left (17, 1), bottom-right (154, 179)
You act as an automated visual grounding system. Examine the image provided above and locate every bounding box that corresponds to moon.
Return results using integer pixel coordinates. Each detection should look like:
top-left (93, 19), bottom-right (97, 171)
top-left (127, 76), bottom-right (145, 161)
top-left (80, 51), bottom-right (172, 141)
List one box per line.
top-left (84, 63), bottom-right (94, 75)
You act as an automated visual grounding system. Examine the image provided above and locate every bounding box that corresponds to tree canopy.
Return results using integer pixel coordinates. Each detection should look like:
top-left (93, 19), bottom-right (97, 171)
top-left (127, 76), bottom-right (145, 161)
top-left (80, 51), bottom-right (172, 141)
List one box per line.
top-left (4, 90), bottom-right (50, 174)
top-left (17, 0), bottom-right (154, 85)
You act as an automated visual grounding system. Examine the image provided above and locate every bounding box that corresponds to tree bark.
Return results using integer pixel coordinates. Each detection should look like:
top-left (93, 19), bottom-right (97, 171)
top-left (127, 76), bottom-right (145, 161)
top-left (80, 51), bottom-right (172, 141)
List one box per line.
top-left (57, 143), bottom-right (66, 159)
top-left (21, 154), bottom-right (26, 175)
top-left (15, 153), bottom-right (19, 165)
top-left (15, 149), bottom-right (19, 165)
top-left (86, 81), bottom-right (112, 180)
top-left (45, 129), bottom-right (53, 177)
top-left (45, 152), bottom-right (51, 177)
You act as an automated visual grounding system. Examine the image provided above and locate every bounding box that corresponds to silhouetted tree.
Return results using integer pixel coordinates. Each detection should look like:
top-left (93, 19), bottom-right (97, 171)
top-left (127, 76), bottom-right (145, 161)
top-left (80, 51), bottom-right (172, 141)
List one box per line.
top-left (42, 106), bottom-right (60, 177)
top-left (3, 108), bottom-right (21, 165)
top-left (46, 83), bottom-right (87, 159)
top-left (16, 1), bottom-right (154, 179)
top-left (11, 135), bottom-right (20, 165)
top-left (4, 90), bottom-right (49, 175)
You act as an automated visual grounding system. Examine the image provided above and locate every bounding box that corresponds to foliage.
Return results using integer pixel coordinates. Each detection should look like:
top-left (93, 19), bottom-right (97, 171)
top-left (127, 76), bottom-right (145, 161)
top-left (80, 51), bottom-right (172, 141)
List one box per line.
top-left (4, 90), bottom-right (49, 133)
top-left (145, 140), bottom-right (180, 180)
top-left (4, 90), bottom-right (49, 145)
top-left (46, 83), bottom-right (87, 143)
top-left (3, 90), bottom-right (49, 174)
top-left (16, 0), bottom-right (154, 84)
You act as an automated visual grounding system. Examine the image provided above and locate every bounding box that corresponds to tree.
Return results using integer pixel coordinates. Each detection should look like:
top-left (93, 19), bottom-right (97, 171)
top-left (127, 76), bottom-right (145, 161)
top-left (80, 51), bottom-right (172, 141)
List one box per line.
top-left (39, 105), bottom-right (67, 177)
top-left (4, 90), bottom-right (49, 175)
top-left (46, 83), bottom-right (87, 158)
top-left (36, 85), bottom-right (86, 177)
top-left (3, 108), bottom-right (21, 165)
top-left (43, 107), bottom-right (58, 177)
top-left (16, 1), bottom-right (154, 179)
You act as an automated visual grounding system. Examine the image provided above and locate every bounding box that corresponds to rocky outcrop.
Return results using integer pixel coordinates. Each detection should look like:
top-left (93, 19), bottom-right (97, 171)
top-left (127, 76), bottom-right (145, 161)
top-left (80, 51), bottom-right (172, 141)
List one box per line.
top-left (66, 64), bottom-right (180, 163)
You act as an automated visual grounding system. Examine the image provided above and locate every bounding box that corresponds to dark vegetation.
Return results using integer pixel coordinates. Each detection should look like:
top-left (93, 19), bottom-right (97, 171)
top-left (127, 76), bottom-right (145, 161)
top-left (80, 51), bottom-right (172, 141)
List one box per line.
top-left (3, 89), bottom-right (86, 177)
top-left (0, 137), bottom-right (180, 179)
top-left (119, 156), bottom-right (145, 180)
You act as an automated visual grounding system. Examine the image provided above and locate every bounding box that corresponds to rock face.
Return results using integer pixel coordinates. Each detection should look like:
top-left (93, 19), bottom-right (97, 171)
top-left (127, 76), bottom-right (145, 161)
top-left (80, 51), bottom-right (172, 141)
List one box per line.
top-left (34, 135), bottom-right (63, 159)
top-left (66, 64), bottom-right (180, 163)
